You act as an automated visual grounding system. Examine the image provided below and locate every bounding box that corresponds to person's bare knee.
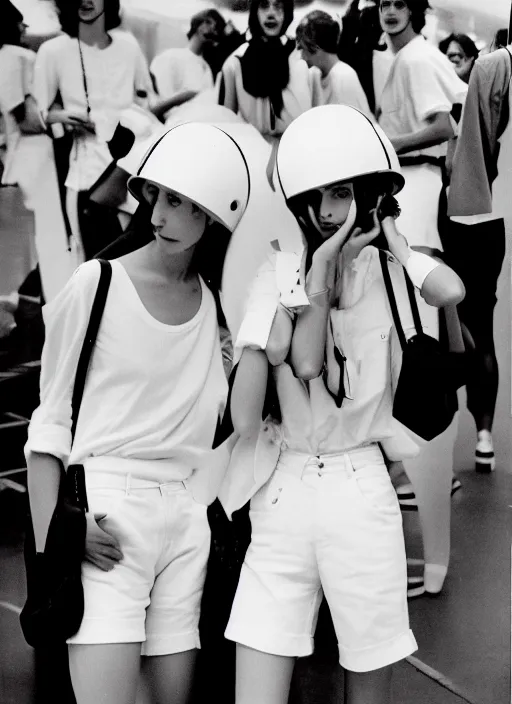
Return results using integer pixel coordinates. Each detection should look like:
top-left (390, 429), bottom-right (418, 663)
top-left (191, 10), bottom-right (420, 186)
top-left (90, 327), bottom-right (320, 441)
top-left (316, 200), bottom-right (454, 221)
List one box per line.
top-left (235, 644), bottom-right (295, 704)
top-left (344, 664), bottom-right (393, 704)
top-left (141, 649), bottom-right (197, 704)
top-left (68, 643), bottom-right (141, 704)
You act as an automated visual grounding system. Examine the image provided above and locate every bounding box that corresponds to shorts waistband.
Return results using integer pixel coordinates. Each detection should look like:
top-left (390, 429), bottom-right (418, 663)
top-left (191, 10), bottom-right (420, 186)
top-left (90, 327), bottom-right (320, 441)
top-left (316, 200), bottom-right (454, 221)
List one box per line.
top-left (82, 456), bottom-right (192, 487)
top-left (276, 444), bottom-right (384, 479)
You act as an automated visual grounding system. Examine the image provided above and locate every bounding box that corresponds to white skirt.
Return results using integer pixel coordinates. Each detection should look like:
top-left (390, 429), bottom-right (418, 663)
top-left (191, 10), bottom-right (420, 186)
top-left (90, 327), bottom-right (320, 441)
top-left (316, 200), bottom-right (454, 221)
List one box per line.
top-left (396, 163), bottom-right (443, 251)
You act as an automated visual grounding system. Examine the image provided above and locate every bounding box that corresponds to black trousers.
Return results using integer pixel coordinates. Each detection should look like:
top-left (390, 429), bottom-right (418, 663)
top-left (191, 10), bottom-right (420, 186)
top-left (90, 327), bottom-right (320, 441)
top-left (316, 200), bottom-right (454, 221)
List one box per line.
top-left (442, 217), bottom-right (506, 425)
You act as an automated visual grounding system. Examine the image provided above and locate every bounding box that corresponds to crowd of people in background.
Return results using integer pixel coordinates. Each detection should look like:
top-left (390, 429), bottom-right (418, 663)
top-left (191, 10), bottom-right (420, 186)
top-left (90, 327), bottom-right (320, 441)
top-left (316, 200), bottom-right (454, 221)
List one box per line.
top-left (0, 1), bottom-right (509, 703)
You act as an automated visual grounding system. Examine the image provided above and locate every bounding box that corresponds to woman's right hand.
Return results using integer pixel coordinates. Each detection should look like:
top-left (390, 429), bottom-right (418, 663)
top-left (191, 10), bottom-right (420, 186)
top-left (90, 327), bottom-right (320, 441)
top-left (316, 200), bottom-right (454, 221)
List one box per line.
top-left (84, 513), bottom-right (123, 572)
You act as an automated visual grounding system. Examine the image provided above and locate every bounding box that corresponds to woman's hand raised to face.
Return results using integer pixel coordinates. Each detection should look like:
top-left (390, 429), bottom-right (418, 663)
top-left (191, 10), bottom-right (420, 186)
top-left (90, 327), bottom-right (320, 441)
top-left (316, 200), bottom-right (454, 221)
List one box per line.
top-left (342, 197), bottom-right (383, 264)
top-left (312, 200), bottom-right (358, 268)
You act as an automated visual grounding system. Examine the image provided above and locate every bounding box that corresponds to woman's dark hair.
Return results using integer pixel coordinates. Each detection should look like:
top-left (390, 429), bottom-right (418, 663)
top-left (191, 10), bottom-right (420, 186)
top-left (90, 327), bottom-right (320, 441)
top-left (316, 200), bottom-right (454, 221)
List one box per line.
top-left (492, 28), bottom-right (508, 51)
top-left (0, 0), bottom-right (24, 48)
top-left (54, 0), bottom-right (121, 37)
top-left (187, 9), bottom-right (226, 40)
top-left (296, 11), bottom-right (340, 54)
top-left (439, 33), bottom-right (479, 60)
top-left (239, 0), bottom-right (295, 119)
top-left (401, 0), bottom-right (430, 34)
top-left (287, 175), bottom-right (400, 273)
top-left (99, 200), bottom-right (232, 325)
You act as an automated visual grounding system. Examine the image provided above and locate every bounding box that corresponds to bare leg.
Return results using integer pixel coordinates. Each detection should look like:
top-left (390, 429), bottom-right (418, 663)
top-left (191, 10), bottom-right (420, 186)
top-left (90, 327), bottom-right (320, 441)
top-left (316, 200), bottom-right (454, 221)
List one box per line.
top-left (140, 649), bottom-right (197, 704)
top-left (344, 664), bottom-right (393, 704)
top-left (235, 644), bottom-right (295, 704)
top-left (68, 643), bottom-right (141, 704)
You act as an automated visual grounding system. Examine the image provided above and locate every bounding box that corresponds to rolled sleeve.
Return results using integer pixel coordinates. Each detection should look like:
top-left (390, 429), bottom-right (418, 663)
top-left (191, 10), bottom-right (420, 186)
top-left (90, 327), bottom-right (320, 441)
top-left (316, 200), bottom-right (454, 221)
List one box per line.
top-left (234, 253), bottom-right (281, 359)
top-left (24, 261), bottom-right (102, 466)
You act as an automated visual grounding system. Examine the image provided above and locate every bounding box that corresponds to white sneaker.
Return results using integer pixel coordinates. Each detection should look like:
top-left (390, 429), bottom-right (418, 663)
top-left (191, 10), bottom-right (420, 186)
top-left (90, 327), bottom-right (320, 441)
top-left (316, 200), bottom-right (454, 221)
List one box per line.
top-left (475, 431), bottom-right (495, 473)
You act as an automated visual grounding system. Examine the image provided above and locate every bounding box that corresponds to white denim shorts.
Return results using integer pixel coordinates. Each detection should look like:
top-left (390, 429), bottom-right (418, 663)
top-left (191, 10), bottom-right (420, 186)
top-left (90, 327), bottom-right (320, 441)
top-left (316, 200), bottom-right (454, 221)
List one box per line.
top-left (67, 458), bottom-right (210, 656)
top-left (225, 444), bottom-right (417, 673)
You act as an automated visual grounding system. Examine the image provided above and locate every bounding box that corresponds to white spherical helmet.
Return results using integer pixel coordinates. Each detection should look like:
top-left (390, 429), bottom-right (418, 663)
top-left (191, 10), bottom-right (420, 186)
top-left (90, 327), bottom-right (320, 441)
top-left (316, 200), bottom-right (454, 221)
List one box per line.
top-left (277, 105), bottom-right (404, 200)
top-left (128, 122), bottom-right (250, 232)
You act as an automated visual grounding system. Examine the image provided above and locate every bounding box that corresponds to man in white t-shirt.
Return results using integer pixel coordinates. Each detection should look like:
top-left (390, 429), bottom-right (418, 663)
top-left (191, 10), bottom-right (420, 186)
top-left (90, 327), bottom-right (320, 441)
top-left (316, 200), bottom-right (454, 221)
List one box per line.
top-left (150, 9), bottom-right (226, 123)
top-left (377, 0), bottom-right (466, 251)
top-left (296, 10), bottom-right (370, 115)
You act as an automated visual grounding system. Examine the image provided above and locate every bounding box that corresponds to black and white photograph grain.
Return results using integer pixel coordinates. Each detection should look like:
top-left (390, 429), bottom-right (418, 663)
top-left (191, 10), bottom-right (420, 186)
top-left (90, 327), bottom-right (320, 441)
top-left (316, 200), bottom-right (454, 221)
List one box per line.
top-left (0, 1), bottom-right (510, 703)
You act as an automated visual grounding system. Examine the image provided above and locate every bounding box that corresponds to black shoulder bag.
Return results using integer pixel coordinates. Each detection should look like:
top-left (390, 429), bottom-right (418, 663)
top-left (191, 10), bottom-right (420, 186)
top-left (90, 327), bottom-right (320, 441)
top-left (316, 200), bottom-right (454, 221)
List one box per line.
top-left (379, 250), bottom-right (460, 442)
top-left (20, 259), bottom-right (112, 648)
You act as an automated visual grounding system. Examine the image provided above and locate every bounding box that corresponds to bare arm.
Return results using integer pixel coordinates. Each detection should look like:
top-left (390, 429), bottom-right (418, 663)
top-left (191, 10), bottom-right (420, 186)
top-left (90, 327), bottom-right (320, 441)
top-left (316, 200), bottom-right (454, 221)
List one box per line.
top-left (27, 452), bottom-right (61, 552)
top-left (391, 112), bottom-right (454, 155)
top-left (218, 66), bottom-right (238, 114)
top-left (149, 89), bottom-right (198, 122)
top-left (381, 217), bottom-right (465, 307)
top-left (231, 348), bottom-right (268, 439)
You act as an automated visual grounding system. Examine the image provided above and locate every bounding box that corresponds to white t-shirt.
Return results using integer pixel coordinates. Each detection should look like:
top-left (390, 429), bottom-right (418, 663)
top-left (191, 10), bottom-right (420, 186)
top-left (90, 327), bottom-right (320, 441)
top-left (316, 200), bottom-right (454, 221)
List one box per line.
top-left (310, 60), bottom-right (370, 114)
top-left (378, 35), bottom-right (467, 160)
top-left (219, 42), bottom-right (312, 139)
top-left (25, 260), bottom-right (228, 483)
top-left (150, 47), bottom-right (213, 120)
top-left (34, 33), bottom-right (153, 191)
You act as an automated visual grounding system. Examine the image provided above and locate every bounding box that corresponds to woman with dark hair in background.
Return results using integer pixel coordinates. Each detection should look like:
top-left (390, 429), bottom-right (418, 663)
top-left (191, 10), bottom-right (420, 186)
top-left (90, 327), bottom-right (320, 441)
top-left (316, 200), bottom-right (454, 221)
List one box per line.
top-left (218, 0), bottom-right (311, 142)
top-left (33, 0), bottom-right (152, 265)
top-left (439, 33), bottom-right (479, 84)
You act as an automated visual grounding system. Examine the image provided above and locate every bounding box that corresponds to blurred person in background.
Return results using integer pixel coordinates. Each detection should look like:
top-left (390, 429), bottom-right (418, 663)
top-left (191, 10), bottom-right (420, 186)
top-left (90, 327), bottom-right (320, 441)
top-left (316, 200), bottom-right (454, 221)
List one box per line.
top-left (376, 0), bottom-right (468, 597)
top-left (0, 0), bottom-right (77, 303)
top-left (150, 9), bottom-right (226, 124)
top-left (34, 0), bottom-right (153, 264)
top-left (444, 36), bottom-right (511, 474)
top-left (218, 0), bottom-right (311, 143)
top-left (296, 10), bottom-right (370, 114)
top-left (203, 19), bottom-right (246, 79)
top-left (338, 0), bottom-right (388, 115)
top-left (439, 33), bottom-right (479, 84)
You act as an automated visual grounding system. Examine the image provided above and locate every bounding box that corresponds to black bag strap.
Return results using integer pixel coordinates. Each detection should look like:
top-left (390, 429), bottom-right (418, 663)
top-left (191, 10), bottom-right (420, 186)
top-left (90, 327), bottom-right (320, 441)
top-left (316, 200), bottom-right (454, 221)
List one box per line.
top-left (70, 259), bottom-right (112, 442)
top-left (379, 250), bottom-right (423, 351)
top-left (77, 40), bottom-right (92, 117)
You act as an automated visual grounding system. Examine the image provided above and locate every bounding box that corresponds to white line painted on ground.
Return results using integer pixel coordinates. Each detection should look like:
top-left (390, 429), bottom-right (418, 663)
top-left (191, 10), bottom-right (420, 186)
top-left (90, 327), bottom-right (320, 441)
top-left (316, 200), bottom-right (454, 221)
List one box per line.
top-left (0, 468), bottom-right (27, 478)
top-left (406, 656), bottom-right (479, 704)
top-left (0, 600), bottom-right (22, 615)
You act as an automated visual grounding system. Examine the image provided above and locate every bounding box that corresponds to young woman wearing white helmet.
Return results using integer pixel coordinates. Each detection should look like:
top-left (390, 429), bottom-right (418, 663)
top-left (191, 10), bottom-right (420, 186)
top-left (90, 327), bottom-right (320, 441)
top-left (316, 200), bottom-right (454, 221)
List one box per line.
top-left (24, 121), bottom-right (250, 704)
top-left (221, 105), bottom-right (464, 704)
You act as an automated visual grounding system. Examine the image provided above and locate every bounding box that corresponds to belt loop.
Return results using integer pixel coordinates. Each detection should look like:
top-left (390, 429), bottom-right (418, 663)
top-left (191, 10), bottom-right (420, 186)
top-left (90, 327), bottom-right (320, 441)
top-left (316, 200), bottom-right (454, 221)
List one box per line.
top-left (125, 474), bottom-right (131, 496)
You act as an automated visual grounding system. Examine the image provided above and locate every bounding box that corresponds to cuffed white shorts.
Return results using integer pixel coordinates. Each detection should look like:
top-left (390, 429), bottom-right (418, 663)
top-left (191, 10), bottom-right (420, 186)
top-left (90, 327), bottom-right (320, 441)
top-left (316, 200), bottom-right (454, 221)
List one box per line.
top-left (396, 163), bottom-right (443, 251)
top-left (225, 444), bottom-right (417, 673)
top-left (67, 463), bottom-right (210, 656)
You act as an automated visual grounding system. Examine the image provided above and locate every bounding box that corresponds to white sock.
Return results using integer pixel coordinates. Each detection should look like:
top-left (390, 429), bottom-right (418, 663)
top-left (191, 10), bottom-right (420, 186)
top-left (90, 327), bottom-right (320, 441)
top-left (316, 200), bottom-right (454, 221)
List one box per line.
top-left (424, 563), bottom-right (448, 593)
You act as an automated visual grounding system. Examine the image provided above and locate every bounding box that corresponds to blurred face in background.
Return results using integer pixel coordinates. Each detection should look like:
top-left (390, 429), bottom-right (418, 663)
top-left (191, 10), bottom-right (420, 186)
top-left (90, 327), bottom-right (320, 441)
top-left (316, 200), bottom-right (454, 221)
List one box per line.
top-left (379, 0), bottom-right (411, 36)
top-left (78, 0), bottom-right (105, 24)
top-left (257, 0), bottom-right (285, 38)
top-left (197, 16), bottom-right (222, 46)
top-left (447, 40), bottom-right (475, 83)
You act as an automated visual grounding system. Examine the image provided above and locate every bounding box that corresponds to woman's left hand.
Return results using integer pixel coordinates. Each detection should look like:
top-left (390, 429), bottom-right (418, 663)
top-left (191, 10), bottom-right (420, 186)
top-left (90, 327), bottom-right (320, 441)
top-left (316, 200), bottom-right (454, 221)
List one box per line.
top-left (343, 200), bottom-right (382, 264)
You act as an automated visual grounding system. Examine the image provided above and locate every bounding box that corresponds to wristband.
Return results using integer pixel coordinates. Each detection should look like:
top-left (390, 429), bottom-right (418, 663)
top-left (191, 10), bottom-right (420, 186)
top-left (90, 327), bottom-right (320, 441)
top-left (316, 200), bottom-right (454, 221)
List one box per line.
top-left (405, 251), bottom-right (440, 290)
